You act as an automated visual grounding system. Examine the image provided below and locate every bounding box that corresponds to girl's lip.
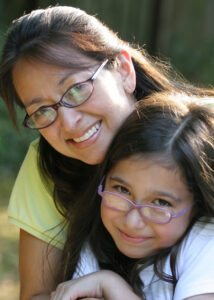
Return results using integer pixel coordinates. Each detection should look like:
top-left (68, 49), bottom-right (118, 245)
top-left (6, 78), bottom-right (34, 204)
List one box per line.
top-left (119, 230), bottom-right (151, 244)
top-left (67, 121), bottom-right (102, 149)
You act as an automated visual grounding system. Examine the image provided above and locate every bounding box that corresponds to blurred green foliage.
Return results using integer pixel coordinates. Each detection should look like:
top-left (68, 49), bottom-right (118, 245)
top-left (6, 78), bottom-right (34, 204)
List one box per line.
top-left (0, 101), bottom-right (38, 177)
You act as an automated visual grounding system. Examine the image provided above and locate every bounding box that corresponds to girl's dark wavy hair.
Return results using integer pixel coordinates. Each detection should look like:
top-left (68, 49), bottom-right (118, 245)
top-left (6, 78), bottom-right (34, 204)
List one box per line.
top-left (61, 92), bottom-right (214, 297)
top-left (1, 6), bottom-right (214, 220)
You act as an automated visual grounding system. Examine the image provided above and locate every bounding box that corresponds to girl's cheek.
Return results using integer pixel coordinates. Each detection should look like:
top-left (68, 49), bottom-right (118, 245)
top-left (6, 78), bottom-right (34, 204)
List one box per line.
top-left (100, 202), bottom-right (108, 224)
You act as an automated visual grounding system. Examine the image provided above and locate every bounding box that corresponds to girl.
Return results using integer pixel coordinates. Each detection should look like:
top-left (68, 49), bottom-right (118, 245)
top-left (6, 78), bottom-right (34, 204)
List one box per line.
top-left (0, 5), bottom-right (214, 299)
top-left (51, 92), bottom-right (214, 300)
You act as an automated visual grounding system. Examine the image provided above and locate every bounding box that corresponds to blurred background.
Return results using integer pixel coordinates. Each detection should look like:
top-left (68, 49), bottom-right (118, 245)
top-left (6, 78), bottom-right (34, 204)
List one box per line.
top-left (0, 0), bottom-right (214, 299)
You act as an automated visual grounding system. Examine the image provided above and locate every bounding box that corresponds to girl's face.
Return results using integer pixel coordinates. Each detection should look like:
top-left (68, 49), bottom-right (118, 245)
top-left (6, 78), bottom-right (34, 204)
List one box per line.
top-left (101, 155), bottom-right (194, 259)
top-left (12, 52), bottom-right (136, 164)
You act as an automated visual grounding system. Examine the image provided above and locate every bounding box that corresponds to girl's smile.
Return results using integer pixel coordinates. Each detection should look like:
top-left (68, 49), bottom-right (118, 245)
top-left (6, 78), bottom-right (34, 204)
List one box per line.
top-left (101, 155), bottom-right (194, 259)
top-left (119, 229), bottom-right (152, 244)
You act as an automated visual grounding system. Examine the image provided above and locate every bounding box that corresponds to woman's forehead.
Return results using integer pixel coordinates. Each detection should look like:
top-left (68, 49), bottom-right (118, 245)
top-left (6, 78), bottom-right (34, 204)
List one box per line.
top-left (16, 46), bottom-right (100, 72)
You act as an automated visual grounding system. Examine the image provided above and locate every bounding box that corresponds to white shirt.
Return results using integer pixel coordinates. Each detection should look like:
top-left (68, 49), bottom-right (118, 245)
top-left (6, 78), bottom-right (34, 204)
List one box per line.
top-left (73, 219), bottom-right (214, 300)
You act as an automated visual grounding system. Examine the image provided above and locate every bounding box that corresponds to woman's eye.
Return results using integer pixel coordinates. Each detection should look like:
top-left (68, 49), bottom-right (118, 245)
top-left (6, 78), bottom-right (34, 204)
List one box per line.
top-left (113, 185), bottom-right (130, 196)
top-left (33, 108), bottom-right (50, 118)
top-left (153, 198), bottom-right (171, 207)
top-left (65, 82), bottom-right (91, 104)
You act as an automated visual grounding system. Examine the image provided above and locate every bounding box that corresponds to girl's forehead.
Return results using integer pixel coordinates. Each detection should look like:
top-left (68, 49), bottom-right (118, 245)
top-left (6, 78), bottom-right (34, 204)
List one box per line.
top-left (107, 154), bottom-right (193, 201)
top-left (110, 153), bottom-right (178, 171)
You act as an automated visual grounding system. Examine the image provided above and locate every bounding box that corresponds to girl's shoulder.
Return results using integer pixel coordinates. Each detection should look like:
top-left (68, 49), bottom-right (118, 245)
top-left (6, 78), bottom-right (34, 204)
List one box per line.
top-left (73, 243), bottom-right (99, 279)
top-left (185, 218), bottom-right (214, 241)
top-left (140, 219), bottom-right (214, 300)
top-left (173, 218), bottom-right (214, 299)
top-left (177, 218), bottom-right (214, 269)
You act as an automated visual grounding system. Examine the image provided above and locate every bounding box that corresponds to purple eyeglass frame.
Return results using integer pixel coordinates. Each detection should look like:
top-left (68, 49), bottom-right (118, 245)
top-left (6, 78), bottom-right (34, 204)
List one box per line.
top-left (98, 178), bottom-right (194, 225)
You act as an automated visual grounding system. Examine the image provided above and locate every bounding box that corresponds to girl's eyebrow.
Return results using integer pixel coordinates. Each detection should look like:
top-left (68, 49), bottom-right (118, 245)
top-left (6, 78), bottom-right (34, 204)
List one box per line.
top-left (109, 176), bottom-right (132, 188)
top-left (150, 190), bottom-right (182, 203)
top-left (109, 176), bottom-right (182, 203)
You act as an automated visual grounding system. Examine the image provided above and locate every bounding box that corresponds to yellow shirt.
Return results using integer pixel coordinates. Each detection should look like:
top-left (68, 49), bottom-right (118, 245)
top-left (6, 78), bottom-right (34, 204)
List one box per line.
top-left (8, 139), bottom-right (66, 250)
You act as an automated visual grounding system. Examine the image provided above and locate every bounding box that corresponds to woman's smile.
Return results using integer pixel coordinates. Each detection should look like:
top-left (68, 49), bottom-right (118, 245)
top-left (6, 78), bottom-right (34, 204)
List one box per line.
top-left (72, 121), bottom-right (101, 143)
top-left (12, 55), bottom-right (136, 164)
top-left (67, 121), bottom-right (102, 149)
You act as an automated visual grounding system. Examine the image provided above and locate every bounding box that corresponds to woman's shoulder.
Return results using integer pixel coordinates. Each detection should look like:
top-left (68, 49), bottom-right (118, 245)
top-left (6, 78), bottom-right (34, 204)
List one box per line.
top-left (27, 137), bottom-right (40, 156)
top-left (7, 137), bottom-right (66, 248)
top-left (14, 137), bottom-right (52, 190)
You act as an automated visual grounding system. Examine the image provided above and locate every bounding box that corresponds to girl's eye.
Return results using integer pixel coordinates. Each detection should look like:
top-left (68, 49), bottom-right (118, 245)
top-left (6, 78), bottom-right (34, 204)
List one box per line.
top-left (113, 185), bottom-right (130, 196)
top-left (153, 198), bottom-right (172, 207)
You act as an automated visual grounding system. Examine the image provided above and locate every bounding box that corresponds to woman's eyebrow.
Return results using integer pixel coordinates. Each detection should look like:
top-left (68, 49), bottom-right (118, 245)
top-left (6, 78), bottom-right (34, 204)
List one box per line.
top-left (25, 97), bottom-right (43, 108)
top-left (58, 71), bottom-right (74, 86)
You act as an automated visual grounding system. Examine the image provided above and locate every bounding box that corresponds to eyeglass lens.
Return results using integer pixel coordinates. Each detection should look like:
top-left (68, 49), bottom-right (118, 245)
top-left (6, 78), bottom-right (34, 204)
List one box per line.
top-left (24, 59), bottom-right (108, 129)
top-left (102, 192), bottom-right (171, 224)
top-left (26, 82), bottom-right (93, 129)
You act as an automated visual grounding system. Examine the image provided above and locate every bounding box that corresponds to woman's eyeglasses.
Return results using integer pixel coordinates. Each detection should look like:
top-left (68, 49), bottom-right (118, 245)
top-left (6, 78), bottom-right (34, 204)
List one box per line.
top-left (23, 59), bottom-right (109, 130)
top-left (98, 180), bottom-right (193, 225)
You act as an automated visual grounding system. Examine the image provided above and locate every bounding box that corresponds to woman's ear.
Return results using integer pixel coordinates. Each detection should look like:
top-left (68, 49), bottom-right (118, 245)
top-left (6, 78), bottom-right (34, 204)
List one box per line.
top-left (116, 50), bottom-right (136, 94)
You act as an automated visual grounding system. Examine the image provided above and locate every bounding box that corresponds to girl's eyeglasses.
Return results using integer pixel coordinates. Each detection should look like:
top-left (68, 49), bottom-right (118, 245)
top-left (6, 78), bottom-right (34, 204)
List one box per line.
top-left (98, 180), bottom-right (194, 225)
top-left (23, 59), bottom-right (109, 130)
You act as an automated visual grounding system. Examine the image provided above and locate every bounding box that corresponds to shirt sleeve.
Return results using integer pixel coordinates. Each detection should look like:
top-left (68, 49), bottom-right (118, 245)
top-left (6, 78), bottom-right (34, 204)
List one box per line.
top-left (174, 221), bottom-right (214, 300)
top-left (8, 138), bottom-right (66, 249)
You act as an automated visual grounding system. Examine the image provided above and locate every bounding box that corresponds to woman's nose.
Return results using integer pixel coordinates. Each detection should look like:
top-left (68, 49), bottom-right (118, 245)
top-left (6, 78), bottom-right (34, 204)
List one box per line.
top-left (124, 208), bottom-right (147, 229)
top-left (57, 106), bottom-right (82, 132)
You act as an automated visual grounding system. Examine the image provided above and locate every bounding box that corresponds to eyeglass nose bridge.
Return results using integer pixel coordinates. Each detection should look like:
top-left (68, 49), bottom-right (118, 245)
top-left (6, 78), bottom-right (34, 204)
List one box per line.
top-left (52, 99), bottom-right (76, 111)
top-left (125, 200), bottom-right (145, 216)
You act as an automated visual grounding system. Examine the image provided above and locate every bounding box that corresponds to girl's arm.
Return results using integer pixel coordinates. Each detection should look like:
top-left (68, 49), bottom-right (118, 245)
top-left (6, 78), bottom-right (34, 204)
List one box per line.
top-left (19, 230), bottom-right (62, 300)
top-left (50, 270), bottom-right (142, 300)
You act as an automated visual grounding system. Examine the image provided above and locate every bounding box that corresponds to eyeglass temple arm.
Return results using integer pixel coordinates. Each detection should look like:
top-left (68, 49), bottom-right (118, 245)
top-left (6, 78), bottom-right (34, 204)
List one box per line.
top-left (172, 203), bottom-right (194, 218)
top-left (98, 176), bottom-right (106, 195)
top-left (91, 59), bottom-right (108, 81)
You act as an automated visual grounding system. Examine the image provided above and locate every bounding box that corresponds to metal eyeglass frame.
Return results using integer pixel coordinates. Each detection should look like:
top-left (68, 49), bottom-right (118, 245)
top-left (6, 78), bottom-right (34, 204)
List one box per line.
top-left (23, 59), bottom-right (109, 130)
top-left (98, 178), bottom-right (194, 225)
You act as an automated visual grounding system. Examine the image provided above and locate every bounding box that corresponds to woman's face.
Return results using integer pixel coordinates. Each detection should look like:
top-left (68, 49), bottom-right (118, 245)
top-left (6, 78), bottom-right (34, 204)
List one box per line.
top-left (101, 155), bottom-right (194, 259)
top-left (12, 53), bottom-right (136, 164)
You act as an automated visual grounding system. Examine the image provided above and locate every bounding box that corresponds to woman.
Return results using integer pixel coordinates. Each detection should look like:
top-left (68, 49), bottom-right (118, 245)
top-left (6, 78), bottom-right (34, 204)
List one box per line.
top-left (0, 5), bottom-right (213, 300)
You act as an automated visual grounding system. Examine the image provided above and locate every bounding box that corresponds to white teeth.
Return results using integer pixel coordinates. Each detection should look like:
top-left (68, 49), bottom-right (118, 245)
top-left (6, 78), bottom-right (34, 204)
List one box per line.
top-left (73, 123), bottom-right (100, 143)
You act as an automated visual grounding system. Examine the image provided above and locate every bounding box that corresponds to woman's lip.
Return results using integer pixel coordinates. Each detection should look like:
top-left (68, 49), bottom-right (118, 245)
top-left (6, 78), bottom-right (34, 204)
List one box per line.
top-left (67, 121), bottom-right (102, 149)
top-left (119, 230), bottom-right (151, 244)
top-left (71, 121), bottom-right (101, 140)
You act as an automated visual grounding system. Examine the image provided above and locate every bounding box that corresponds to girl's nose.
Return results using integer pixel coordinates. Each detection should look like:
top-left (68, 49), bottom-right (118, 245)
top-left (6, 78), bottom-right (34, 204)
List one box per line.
top-left (57, 106), bottom-right (82, 132)
top-left (124, 208), bottom-right (147, 229)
